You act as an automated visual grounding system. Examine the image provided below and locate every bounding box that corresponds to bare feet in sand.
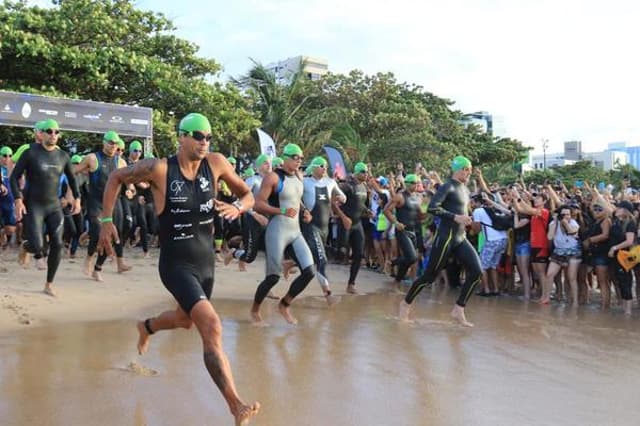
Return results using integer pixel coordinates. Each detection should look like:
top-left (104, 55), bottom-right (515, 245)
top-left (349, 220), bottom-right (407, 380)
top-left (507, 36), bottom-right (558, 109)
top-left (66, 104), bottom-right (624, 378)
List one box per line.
top-left (233, 401), bottom-right (261, 426)
top-left (450, 305), bottom-right (474, 327)
top-left (36, 258), bottom-right (46, 270)
top-left (136, 321), bottom-right (151, 355)
top-left (117, 261), bottom-right (132, 273)
top-left (238, 261), bottom-right (247, 272)
top-left (278, 302), bottom-right (298, 325)
top-left (398, 300), bottom-right (413, 322)
top-left (224, 249), bottom-right (234, 266)
top-left (18, 246), bottom-right (30, 267)
top-left (346, 284), bottom-right (359, 295)
top-left (83, 255), bottom-right (94, 276)
top-left (325, 293), bottom-right (340, 307)
top-left (250, 311), bottom-right (268, 327)
top-left (43, 284), bottom-right (57, 297)
top-left (92, 270), bottom-right (104, 282)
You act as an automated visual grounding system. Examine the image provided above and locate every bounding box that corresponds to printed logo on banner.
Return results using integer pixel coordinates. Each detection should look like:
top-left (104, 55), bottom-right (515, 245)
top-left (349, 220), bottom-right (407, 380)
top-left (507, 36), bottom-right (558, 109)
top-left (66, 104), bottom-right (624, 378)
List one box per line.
top-left (131, 118), bottom-right (149, 125)
top-left (2, 104), bottom-right (14, 114)
top-left (21, 102), bottom-right (31, 118)
top-left (65, 111), bottom-right (78, 118)
top-left (110, 116), bottom-right (124, 123)
top-left (38, 108), bottom-right (58, 116)
top-left (83, 113), bottom-right (102, 121)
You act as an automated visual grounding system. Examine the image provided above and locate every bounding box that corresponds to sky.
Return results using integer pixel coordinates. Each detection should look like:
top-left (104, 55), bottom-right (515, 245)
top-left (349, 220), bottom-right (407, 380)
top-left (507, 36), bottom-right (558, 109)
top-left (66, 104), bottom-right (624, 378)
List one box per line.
top-left (33, 0), bottom-right (640, 155)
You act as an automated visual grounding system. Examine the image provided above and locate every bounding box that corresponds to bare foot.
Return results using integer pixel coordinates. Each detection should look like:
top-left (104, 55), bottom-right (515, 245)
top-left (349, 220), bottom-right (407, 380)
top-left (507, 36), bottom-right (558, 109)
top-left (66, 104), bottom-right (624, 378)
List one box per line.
top-left (266, 291), bottom-right (279, 300)
top-left (35, 258), bottom-right (46, 270)
top-left (238, 261), bottom-right (247, 272)
top-left (83, 256), bottom-right (94, 276)
top-left (278, 303), bottom-right (298, 325)
top-left (117, 262), bottom-right (132, 273)
top-left (250, 311), bottom-right (268, 327)
top-left (233, 401), bottom-right (261, 426)
top-left (92, 270), bottom-right (104, 282)
top-left (224, 249), bottom-right (234, 266)
top-left (537, 298), bottom-right (550, 305)
top-left (43, 285), bottom-right (57, 297)
top-left (325, 293), bottom-right (340, 307)
top-left (136, 321), bottom-right (151, 355)
top-left (398, 300), bottom-right (413, 322)
top-left (18, 246), bottom-right (30, 267)
top-left (143, 252), bottom-right (150, 259)
top-left (346, 284), bottom-right (359, 295)
top-left (215, 252), bottom-right (224, 263)
top-left (450, 305), bottom-right (474, 327)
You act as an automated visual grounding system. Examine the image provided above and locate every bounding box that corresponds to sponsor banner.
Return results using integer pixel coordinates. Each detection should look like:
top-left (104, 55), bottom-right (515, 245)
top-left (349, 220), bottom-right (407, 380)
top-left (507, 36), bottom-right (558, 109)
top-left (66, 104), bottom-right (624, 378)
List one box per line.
top-left (0, 90), bottom-right (152, 137)
top-left (256, 128), bottom-right (277, 157)
top-left (323, 145), bottom-right (347, 180)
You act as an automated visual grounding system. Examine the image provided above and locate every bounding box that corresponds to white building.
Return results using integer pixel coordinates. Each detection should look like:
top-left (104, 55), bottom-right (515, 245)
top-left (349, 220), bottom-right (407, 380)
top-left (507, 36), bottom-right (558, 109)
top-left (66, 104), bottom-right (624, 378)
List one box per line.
top-left (583, 150), bottom-right (628, 171)
top-left (529, 153), bottom-right (575, 170)
top-left (265, 56), bottom-right (328, 83)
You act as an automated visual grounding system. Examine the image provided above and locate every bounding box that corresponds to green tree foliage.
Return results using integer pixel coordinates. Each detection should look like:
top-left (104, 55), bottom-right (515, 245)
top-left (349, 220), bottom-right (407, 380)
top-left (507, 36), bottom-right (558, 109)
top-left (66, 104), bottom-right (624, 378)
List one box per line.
top-left (0, 0), bottom-right (258, 154)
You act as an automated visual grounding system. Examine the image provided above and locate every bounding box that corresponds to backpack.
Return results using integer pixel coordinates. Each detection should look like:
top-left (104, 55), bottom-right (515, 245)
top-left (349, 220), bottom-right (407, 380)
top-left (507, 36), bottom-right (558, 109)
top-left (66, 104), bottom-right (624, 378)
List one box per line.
top-left (482, 207), bottom-right (513, 231)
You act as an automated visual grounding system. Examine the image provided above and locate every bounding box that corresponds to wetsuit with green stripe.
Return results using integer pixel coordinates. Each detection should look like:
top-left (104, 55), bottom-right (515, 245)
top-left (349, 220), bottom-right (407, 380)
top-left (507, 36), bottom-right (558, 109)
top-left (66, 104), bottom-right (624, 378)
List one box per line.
top-left (404, 178), bottom-right (481, 307)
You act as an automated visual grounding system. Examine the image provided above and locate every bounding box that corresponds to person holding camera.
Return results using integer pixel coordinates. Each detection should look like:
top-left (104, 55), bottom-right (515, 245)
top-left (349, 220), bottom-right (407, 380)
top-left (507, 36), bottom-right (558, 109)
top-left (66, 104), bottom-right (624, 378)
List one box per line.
top-left (541, 205), bottom-right (581, 305)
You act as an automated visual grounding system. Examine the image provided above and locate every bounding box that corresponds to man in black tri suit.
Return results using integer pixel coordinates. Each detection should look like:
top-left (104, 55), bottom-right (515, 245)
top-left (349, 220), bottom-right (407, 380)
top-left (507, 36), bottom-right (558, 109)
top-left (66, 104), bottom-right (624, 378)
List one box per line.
top-left (10, 119), bottom-right (81, 296)
top-left (398, 156), bottom-right (481, 327)
top-left (98, 113), bottom-right (259, 425)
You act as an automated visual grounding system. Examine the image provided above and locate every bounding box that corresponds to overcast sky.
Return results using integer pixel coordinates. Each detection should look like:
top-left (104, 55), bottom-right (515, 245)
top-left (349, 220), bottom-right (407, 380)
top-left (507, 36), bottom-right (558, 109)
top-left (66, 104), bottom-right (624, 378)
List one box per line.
top-left (37, 0), bottom-right (640, 154)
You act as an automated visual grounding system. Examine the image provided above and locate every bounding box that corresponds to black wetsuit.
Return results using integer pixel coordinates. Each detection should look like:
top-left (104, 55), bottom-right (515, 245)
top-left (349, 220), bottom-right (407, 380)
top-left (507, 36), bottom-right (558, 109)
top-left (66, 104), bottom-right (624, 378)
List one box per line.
top-left (158, 155), bottom-right (216, 313)
top-left (609, 218), bottom-right (637, 301)
top-left (236, 174), bottom-right (265, 263)
top-left (393, 190), bottom-right (421, 282)
top-left (87, 151), bottom-right (123, 270)
top-left (339, 176), bottom-right (368, 285)
top-left (136, 184), bottom-right (156, 252)
top-left (404, 178), bottom-right (481, 307)
top-left (9, 143), bottom-right (79, 282)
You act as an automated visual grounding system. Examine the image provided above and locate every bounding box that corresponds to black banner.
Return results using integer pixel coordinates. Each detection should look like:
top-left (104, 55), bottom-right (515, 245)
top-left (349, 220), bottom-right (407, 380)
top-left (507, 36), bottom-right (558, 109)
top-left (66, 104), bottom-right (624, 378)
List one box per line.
top-left (0, 90), bottom-right (153, 138)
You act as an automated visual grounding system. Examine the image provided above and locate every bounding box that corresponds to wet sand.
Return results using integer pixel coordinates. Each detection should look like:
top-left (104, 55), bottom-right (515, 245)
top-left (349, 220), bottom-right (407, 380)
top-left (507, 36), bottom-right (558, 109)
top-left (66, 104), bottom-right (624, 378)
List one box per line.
top-left (1, 251), bottom-right (640, 425)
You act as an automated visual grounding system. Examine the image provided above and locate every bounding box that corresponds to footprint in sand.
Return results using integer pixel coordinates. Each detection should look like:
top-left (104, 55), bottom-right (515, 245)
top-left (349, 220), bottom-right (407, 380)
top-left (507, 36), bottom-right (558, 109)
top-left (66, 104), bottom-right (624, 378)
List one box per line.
top-left (117, 361), bottom-right (159, 376)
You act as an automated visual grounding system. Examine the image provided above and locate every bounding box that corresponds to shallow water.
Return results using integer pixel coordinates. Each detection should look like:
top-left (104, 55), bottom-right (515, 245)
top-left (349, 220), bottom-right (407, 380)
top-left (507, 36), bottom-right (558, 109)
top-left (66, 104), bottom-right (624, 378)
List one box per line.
top-left (1, 287), bottom-right (639, 426)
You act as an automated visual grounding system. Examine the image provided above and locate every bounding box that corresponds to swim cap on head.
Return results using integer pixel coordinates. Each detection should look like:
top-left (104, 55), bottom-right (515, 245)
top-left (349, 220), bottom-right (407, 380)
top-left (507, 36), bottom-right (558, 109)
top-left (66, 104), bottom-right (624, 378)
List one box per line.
top-left (377, 176), bottom-right (389, 186)
top-left (451, 155), bottom-right (472, 172)
top-left (310, 156), bottom-right (328, 169)
top-left (103, 130), bottom-right (123, 143)
top-left (129, 140), bottom-right (143, 152)
top-left (35, 119), bottom-right (60, 131)
top-left (243, 167), bottom-right (255, 178)
top-left (255, 154), bottom-right (270, 168)
top-left (283, 143), bottom-right (303, 157)
top-left (272, 157), bottom-right (284, 168)
top-left (405, 174), bottom-right (419, 184)
top-left (0, 146), bottom-right (13, 156)
top-left (354, 162), bottom-right (368, 174)
top-left (116, 139), bottom-right (125, 150)
top-left (71, 154), bottom-right (83, 164)
top-left (178, 113), bottom-right (211, 133)
top-left (227, 156), bottom-right (236, 165)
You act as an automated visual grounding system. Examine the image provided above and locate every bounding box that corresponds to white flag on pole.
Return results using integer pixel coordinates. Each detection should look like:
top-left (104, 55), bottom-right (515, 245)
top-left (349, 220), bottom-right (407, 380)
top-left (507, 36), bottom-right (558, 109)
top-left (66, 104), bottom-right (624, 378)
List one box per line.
top-left (256, 128), bottom-right (277, 157)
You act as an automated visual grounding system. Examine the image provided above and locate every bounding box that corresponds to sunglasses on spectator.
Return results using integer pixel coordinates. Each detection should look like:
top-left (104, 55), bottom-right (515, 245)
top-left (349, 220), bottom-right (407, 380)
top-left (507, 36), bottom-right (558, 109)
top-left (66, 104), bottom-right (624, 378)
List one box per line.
top-left (43, 129), bottom-right (60, 135)
top-left (2, 154), bottom-right (9, 158)
top-left (284, 154), bottom-right (304, 161)
top-left (132, 149), bottom-right (142, 153)
top-left (181, 130), bottom-right (212, 142)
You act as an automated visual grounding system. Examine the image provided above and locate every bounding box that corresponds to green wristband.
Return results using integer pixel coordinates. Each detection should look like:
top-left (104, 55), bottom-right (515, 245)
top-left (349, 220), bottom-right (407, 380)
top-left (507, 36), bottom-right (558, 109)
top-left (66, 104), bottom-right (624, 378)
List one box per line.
top-left (280, 207), bottom-right (287, 215)
top-left (100, 217), bottom-right (113, 223)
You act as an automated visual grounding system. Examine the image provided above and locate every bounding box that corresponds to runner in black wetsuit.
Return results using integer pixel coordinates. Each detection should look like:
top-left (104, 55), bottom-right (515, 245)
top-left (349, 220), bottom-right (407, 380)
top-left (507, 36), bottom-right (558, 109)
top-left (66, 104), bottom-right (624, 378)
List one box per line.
top-left (334, 161), bottom-right (370, 294)
top-left (384, 173), bottom-right (423, 291)
top-left (75, 130), bottom-right (132, 282)
top-left (10, 119), bottom-right (81, 296)
top-left (97, 113), bottom-right (259, 425)
top-left (302, 156), bottom-right (346, 304)
top-left (224, 154), bottom-right (271, 270)
top-left (66, 154), bottom-right (86, 258)
top-left (398, 156), bottom-right (481, 327)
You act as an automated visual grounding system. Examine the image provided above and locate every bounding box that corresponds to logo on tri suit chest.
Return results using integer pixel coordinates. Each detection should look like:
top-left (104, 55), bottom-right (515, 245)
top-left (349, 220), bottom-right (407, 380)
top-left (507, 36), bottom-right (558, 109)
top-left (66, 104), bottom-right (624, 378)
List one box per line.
top-left (173, 232), bottom-right (194, 241)
top-left (169, 179), bottom-right (188, 203)
top-left (199, 176), bottom-right (210, 191)
top-left (173, 223), bottom-right (193, 230)
top-left (170, 208), bottom-right (190, 214)
top-left (200, 199), bottom-right (213, 213)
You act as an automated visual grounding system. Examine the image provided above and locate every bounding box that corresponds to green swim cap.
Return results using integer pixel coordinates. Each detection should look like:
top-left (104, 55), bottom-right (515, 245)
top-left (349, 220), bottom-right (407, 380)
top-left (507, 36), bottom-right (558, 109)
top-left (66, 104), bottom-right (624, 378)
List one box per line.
top-left (0, 146), bottom-right (13, 156)
top-left (35, 119), bottom-right (59, 131)
top-left (272, 157), bottom-right (284, 168)
top-left (310, 156), bottom-right (328, 169)
top-left (283, 143), bottom-right (303, 157)
top-left (354, 162), bottom-right (368, 174)
top-left (227, 156), bottom-right (236, 165)
top-left (304, 165), bottom-right (313, 175)
top-left (243, 167), bottom-right (255, 178)
top-left (451, 155), bottom-right (472, 172)
top-left (103, 130), bottom-right (123, 143)
top-left (71, 154), bottom-right (83, 164)
top-left (179, 113), bottom-right (211, 133)
top-left (405, 173), bottom-right (419, 184)
top-left (129, 140), bottom-right (143, 152)
top-left (255, 154), bottom-right (270, 168)
top-left (116, 139), bottom-right (125, 150)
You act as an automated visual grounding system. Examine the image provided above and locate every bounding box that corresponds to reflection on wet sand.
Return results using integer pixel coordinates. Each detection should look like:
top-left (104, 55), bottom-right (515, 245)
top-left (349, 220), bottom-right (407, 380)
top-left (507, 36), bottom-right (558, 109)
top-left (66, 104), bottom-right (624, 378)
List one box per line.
top-left (1, 288), bottom-right (639, 425)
